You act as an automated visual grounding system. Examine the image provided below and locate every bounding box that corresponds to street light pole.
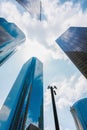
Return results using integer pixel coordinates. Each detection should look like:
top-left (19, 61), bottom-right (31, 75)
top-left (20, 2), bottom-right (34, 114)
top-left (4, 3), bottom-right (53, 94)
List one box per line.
top-left (48, 86), bottom-right (60, 130)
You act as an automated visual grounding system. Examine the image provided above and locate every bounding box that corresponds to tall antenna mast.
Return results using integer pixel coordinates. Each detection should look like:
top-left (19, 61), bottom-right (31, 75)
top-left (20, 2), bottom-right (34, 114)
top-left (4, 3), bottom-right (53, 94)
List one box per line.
top-left (40, 0), bottom-right (42, 21)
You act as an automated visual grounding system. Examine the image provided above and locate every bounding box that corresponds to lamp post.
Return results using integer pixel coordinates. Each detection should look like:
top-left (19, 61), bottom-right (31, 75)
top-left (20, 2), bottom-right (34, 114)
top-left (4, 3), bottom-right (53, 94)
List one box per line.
top-left (48, 85), bottom-right (60, 130)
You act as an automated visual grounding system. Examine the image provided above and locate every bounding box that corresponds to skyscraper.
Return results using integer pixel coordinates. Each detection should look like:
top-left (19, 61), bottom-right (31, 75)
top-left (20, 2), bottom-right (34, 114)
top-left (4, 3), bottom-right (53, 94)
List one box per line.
top-left (16, 0), bottom-right (41, 20)
top-left (70, 98), bottom-right (87, 130)
top-left (0, 57), bottom-right (43, 130)
top-left (16, 0), bottom-right (46, 21)
top-left (0, 18), bottom-right (25, 65)
top-left (56, 27), bottom-right (87, 78)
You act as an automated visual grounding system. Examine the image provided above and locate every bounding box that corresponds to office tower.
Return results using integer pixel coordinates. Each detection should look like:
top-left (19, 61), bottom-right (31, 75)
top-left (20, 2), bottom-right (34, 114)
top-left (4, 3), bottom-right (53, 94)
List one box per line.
top-left (16, 0), bottom-right (46, 21)
top-left (70, 98), bottom-right (87, 130)
top-left (0, 57), bottom-right (43, 130)
top-left (16, 0), bottom-right (41, 20)
top-left (0, 18), bottom-right (25, 65)
top-left (56, 27), bottom-right (87, 78)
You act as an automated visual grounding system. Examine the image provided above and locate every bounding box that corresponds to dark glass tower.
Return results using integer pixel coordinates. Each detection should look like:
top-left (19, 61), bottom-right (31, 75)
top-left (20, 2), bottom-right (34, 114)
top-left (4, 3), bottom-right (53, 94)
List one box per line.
top-left (70, 98), bottom-right (87, 130)
top-left (0, 18), bottom-right (25, 65)
top-left (56, 27), bottom-right (87, 78)
top-left (0, 57), bottom-right (43, 130)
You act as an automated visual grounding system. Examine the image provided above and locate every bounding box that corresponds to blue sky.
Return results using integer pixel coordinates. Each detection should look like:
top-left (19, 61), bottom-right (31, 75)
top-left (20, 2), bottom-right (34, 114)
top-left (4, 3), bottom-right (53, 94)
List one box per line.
top-left (59, 0), bottom-right (87, 11)
top-left (0, 0), bottom-right (87, 130)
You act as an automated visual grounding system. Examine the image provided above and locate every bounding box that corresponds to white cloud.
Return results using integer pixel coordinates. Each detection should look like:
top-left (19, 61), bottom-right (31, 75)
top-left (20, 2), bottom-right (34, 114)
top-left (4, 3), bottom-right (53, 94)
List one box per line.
top-left (48, 75), bottom-right (87, 109)
top-left (57, 98), bottom-right (72, 109)
top-left (44, 89), bottom-right (51, 110)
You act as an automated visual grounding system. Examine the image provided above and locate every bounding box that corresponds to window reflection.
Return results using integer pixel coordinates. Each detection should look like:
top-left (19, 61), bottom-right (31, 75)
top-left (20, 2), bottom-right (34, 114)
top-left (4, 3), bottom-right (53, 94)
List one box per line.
top-left (56, 27), bottom-right (87, 78)
top-left (71, 98), bottom-right (87, 130)
top-left (16, 0), bottom-right (47, 21)
top-left (0, 18), bottom-right (25, 65)
top-left (0, 57), bottom-right (43, 130)
top-left (0, 26), bottom-right (14, 45)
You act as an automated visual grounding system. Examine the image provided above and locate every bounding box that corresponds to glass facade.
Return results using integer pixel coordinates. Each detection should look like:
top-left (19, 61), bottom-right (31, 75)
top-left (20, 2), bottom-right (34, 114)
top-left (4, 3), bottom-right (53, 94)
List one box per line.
top-left (16, 0), bottom-right (46, 21)
top-left (0, 26), bottom-right (14, 45)
top-left (56, 27), bottom-right (87, 78)
top-left (16, 0), bottom-right (41, 20)
top-left (0, 18), bottom-right (25, 65)
top-left (71, 98), bottom-right (87, 130)
top-left (0, 57), bottom-right (43, 130)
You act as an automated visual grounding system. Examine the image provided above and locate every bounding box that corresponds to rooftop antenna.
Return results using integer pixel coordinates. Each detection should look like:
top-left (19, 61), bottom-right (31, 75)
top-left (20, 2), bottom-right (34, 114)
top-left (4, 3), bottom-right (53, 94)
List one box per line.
top-left (48, 85), bottom-right (60, 130)
top-left (40, 0), bottom-right (42, 21)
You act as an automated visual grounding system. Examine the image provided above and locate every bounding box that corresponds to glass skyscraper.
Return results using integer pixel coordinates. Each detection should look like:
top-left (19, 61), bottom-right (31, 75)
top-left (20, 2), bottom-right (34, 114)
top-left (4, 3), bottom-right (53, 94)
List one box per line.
top-left (56, 27), bottom-right (87, 78)
top-left (16, 0), bottom-right (41, 20)
top-left (0, 57), bottom-right (43, 130)
top-left (16, 0), bottom-right (46, 21)
top-left (70, 98), bottom-right (87, 130)
top-left (0, 18), bottom-right (25, 65)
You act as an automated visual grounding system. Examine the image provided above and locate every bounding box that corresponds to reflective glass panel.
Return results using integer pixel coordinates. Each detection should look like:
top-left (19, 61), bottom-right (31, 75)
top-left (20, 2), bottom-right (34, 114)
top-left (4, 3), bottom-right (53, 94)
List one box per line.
top-left (0, 18), bottom-right (25, 65)
top-left (16, 0), bottom-right (46, 21)
top-left (0, 26), bottom-right (14, 45)
top-left (71, 98), bottom-right (87, 130)
top-left (0, 57), bottom-right (43, 130)
top-left (56, 27), bottom-right (87, 78)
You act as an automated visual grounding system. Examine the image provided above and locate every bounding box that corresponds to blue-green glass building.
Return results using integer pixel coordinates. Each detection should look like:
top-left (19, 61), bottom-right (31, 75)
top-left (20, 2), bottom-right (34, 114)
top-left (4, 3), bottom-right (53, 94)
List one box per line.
top-left (0, 57), bottom-right (43, 130)
top-left (0, 18), bottom-right (25, 65)
top-left (71, 98), bottom-right (87, 130)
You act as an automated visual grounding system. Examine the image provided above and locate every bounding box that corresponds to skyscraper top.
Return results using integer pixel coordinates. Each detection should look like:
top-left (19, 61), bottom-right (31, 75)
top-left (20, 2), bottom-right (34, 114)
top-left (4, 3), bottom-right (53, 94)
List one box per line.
top-left (56, 27), bottom-right (87, 78)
